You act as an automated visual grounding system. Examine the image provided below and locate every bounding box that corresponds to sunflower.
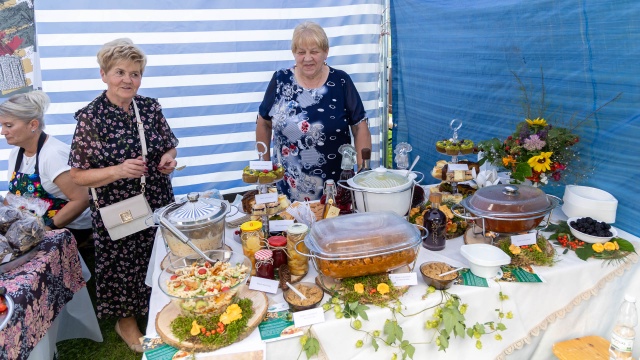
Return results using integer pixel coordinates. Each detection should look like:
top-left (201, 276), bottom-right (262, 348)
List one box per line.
top-left (526, 118), bottom-right (548, 127)
top-left (527, 152), bottom-right (553, 172)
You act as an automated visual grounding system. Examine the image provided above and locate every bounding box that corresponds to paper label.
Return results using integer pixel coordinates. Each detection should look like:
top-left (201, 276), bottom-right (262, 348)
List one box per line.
top-left (389, 273), bottom-right (418, 286)
top-left (248, 277), bottom-right (280, 294)
top-left (250, 161), bottom-right (273, 171)
top-left (258, 304), bottom-right (305, 342)
top-left (510, 232), bottom-right (538, 246)
top-left (448, 163), bottom-right (469, 171)
top-left (293, 307), bottom-right (325, 327)
top-left (269, 220), bottom-right (294, 232)
top-left (323, 205), bottom-right (340, 219)
top-left (255, 193), bottom-right (278, 204)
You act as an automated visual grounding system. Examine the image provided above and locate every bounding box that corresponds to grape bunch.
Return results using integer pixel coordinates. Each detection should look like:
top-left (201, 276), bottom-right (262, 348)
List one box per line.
top-left (570, 217), bottom-right (612, 237)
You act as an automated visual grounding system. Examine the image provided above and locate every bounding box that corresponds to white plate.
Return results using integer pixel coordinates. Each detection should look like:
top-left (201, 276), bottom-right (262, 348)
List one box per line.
top-left (567, 217), bottom-right (617, 244)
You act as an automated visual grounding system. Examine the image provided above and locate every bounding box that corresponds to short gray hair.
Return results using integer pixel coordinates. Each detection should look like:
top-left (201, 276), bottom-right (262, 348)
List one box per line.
top-left (291, 21), bottom-right (329, 53)
top-left (97, 38), bottom-right (147, 75)
top-left (0, 90), bottom-right (50, 130)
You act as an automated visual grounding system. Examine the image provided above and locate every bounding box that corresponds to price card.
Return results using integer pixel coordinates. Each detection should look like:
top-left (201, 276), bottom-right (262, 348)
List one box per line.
top-left (510, 232), bottom-right (538, 246)
top-left (293, 307), bottom-right (326, 328)
top-left (249, 277), bottom-right (280, 294)
top-left (389, 272), bottom-right (418, 286)
top-left (250, 161), bottom-right (273, 171)
top-left (269, 220), bottom-right (294, 232)
top-left (255, 193), bottom-right (278, 204)
top-left (448, 163), bottom-right (469, 171)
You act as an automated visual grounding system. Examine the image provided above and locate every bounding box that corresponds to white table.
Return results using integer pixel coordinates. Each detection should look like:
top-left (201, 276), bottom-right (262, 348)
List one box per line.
top-left (145, 212), bottom-right (640, 360)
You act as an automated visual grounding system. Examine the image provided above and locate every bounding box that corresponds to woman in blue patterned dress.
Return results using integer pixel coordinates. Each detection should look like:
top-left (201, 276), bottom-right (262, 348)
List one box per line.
top-left (256, 21), bottom-right (372, 201)
top-left (68, 38), bottom-right (179, 352)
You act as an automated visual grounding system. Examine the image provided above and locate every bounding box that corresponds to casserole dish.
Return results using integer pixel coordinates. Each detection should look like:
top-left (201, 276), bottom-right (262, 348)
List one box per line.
top-left (457, 184), bottom-right (560, 233)
top-left (298, 212), bottom-right (424, 278)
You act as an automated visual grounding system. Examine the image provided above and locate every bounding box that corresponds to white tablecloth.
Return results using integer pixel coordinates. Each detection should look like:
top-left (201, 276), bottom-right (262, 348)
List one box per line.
top-left (145, 211), bottom-right (640, 360)
top-left (27, 254), bottom-right (103, 360)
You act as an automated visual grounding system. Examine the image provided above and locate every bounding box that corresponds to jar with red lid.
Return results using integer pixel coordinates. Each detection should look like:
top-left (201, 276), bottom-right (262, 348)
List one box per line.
top-left (267, 236), bottom-right (288, 271)
top-left (254, 249), bottom-right (275, 279)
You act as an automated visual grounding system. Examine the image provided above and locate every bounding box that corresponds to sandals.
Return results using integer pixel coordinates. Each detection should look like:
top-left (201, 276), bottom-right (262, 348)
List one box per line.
top-left (115, 320), bottom-right (143, 353)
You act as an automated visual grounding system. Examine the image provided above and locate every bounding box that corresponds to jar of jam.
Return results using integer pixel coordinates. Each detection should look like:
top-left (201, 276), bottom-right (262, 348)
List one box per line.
top-left (254, 249), bottom-right (275, 279)
top-left (286, 223), bottom-right (309, 276)
top-left (267, 235), bottom-right (288, 273)
top-left (240, 220), bottom-right (263, 276)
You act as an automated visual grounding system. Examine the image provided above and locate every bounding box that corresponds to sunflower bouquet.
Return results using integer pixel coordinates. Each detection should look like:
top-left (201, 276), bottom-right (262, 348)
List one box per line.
top-left (478, 118), bottom-right (579, 186)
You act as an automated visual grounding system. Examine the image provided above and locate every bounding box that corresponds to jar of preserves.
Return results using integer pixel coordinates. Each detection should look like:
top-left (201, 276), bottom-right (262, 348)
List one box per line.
top-left (286, 223), bottom-right (309, 276)
top-left (254, 249), bottom-right (275, 279)
top-left (267, 235), bottom-right (288, 271)
top-left (240, 220), bottom-right (264, 275)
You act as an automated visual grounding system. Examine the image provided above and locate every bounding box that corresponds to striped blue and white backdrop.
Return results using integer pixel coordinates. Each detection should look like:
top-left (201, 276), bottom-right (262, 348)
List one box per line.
top-left (0, 0), bottom-right (384, 197)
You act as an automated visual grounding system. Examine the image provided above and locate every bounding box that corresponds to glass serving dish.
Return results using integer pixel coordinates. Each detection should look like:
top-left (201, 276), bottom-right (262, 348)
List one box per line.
top-left (299, 212), bottom-right (424, 278)
top-left (158, 250), bottom-right (251, 316)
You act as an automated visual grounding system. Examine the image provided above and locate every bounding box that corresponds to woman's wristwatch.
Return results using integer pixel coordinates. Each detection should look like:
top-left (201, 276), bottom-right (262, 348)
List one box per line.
top-left (44, 218), bottom-right (59, 230)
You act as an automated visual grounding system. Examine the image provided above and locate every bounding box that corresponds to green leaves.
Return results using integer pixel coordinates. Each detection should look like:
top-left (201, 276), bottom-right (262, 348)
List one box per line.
top-left (303, 337), bottom-right (320, 359)
top-left (400, 340), bottom-right (415, 360)
top-left (575, 246), bottom-right (594, 261)
top-left (384, 320), bottom-right (404, 344)
top-left (344, 301), bottom-right (369, 321)
top-left (616, 238), bottom-right (637, 253)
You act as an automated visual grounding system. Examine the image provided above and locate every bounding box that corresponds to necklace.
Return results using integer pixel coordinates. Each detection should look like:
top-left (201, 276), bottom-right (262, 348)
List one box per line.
top-left (24, 154), bottom-right (35, 167)
top-left (295, 66), bottom-right (326, 89)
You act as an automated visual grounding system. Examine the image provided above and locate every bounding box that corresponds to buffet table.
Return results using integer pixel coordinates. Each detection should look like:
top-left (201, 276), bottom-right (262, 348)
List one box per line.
top-left (144, 211), bottom-right (640, 359)
top-left (0, 230), bottom-right (102, 360)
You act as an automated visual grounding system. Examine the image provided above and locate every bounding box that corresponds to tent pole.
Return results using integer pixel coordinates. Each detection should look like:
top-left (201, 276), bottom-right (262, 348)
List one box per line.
top-left (379, 0), bottom-right (391, 168)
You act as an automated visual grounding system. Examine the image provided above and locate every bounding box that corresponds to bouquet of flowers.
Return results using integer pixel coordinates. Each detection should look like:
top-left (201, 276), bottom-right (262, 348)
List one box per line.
top-left (478, 117), bottom-right (579, 186)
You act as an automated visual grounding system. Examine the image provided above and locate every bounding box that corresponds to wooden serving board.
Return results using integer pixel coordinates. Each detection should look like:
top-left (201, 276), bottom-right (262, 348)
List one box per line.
top-left (314, 266), bottom-right (411, 302)
top-left (156, 285), bottom-right (267, 352)
top-left (552, 336), bottom-right (610, 360)
top-left (161, 245), bottom-right (233, 270)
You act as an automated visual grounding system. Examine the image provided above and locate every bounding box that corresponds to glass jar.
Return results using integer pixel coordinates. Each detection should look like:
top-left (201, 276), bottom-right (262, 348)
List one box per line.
top-left (267, 235), bottom-right (288, 271)
top-left (254, 249), bottom-right (275, 279)
top-left (240, 220), bottom-right (263, 275)
top-left (286, 223), bottom-right (309, 276)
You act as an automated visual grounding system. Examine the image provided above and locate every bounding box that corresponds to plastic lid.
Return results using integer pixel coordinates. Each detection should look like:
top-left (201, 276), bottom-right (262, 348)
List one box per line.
top-left (166, 192), bottom-right (227, 226)
top-left (268, 236), bottom-right (287, 247)
top-left (352, 167), bottom-right (410, 189)
top-left (240, 220), bottom-right (263, 232)
top-left (287, 223), bottom-right (309, 235)
top-left (625, 294), bottom-right (636, 303)
top-left (464, 184), bottom-right (553, 216)
top-left (303, 212), bottom-right (421, 260)
top-left (254, 249), bottom-right (273, 261)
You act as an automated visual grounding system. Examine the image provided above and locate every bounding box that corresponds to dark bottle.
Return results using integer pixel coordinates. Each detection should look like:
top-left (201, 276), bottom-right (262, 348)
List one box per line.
top-left (336, 144), bottom-right (356, 214)
top-left (358, 147), bottom-right (372, 173)
top-left (422, 193), bottom-right (447, 251)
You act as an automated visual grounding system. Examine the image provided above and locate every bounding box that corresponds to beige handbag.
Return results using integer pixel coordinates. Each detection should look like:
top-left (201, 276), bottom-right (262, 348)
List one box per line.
top-left (91, 100), bottom-right (152, 240)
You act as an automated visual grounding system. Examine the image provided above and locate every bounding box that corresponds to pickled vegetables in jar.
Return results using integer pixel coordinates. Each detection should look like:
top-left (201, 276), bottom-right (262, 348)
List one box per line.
top-left (240, 220), bottom-right (264, 275)
top-left (286, 223), bottom-right (309, 276)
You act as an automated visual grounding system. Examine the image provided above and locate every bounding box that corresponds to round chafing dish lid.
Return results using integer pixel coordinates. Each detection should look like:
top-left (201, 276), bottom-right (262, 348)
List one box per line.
top-left (352, 167), bottom-right (410, 189)
top-left (167, 192), bottom-right (227, 225)
top-left (465, 184), bottom-right (551, 215)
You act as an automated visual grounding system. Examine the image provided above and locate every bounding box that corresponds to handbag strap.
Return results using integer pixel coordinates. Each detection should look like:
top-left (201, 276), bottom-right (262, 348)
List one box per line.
top-left (91, 99), bottom-right (147, 209)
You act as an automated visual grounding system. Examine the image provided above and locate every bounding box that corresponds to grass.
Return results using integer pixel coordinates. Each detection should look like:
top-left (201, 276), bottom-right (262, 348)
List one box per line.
top-left (55, 247), bottom-right (147, 360)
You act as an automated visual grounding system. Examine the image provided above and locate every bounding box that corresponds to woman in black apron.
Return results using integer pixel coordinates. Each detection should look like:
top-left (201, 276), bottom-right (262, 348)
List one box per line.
top-left (0, 91), bottom-right (92, 245)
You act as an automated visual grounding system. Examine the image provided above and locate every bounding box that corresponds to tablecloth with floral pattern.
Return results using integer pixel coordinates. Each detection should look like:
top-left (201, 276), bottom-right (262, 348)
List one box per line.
top-left (0, 230), bottom-right (85, 360)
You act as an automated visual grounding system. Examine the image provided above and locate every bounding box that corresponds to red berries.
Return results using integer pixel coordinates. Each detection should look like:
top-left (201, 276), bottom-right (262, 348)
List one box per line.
top-left (263, 169), bottom-right (269, 173)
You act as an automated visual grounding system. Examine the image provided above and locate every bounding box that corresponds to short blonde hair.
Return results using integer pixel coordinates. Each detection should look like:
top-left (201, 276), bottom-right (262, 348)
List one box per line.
top-left (291, 21), bottom-right (329, 53)
top-left (0, 90), bottom-right (50, 130)
top-left (97, 38), bottom-right (147, 75)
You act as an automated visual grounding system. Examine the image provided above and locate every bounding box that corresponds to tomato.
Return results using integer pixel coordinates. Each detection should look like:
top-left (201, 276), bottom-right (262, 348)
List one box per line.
top-left (0, 303), bottom-right (6, 313)
top-left (170, 275), bottom-right (178, 280)
top-left (197, 268), bottom-right (207, 275)
top-left (220, 286), bottom-right (230, 292)
top-left (204, 262), bottom-right (212, 268)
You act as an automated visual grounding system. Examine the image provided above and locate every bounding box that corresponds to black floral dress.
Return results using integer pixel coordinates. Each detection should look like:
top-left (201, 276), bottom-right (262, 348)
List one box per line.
top-left (69, 91), bottom-right (179, 318)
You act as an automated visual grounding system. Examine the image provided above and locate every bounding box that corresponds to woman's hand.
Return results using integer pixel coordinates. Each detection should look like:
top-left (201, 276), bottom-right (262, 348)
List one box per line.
top-left (119, 156), bottom-right (148, 179)
top-left (157, 150), bottom-right (178, 175)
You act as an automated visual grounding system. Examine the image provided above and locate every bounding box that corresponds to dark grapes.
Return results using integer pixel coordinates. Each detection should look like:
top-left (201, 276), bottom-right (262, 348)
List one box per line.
top-left (570, 217), bottom-right (613, 237)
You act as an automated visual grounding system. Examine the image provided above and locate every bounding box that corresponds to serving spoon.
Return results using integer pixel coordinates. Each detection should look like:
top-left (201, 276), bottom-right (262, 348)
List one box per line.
top-left (439, 267), bottom-right (465, 277)
top-left (405, 155), bottom-right (420, 178)
top-left (286, 282), bottom-right (307, 300)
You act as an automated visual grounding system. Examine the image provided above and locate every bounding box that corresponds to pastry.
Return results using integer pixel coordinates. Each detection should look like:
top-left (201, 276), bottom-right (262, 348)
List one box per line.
top-left (436, 140), bottom-right (448, 154)
top-left (278, 194), bottom-right (290, 210)
top-left (242, 166), bottom-right (259, 183)
top-left (258, 171), bottom-right (277, 184)
top-left (445, 143), bottom-right (460, 155)
top-left (460, 139), bottom-right (474, 154)
top-left (241, 190), bottom-right (258, 213)
top-left (266, 202), bottom-right (280, 215)
top-left (252, 203), bottom-right (266, 216)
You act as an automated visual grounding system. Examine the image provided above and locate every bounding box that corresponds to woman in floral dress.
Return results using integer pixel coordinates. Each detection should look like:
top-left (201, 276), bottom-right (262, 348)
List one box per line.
top-left (256, 21), bottom-right (372, 201)
top-left (68, 38), bottom-right (179, 352)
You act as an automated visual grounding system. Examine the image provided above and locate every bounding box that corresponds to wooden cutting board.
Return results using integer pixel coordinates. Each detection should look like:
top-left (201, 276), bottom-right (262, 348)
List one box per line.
top-left (552, 336), bottom-right (610, 360)
top-left (156, 285), bottom-right (267, 352)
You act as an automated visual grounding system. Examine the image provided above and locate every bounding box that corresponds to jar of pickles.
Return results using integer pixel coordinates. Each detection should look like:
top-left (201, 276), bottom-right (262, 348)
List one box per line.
top-left (254, 249), bottom-right (275, 279)
top-left (240, 220), bottom-right (263, 275)
top-left (286, 223), bottom-right (309, 276)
